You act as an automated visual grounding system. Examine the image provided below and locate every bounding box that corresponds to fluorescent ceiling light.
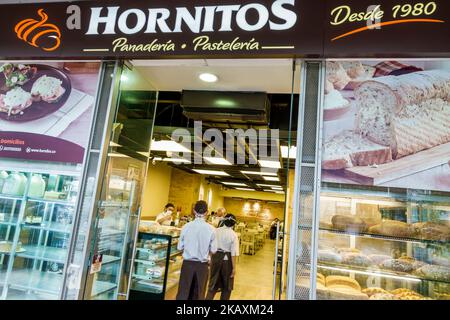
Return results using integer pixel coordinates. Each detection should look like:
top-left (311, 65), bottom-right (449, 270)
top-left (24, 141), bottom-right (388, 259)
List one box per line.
top-left (204, 157), bottom-right (232, 166)
top-left (108, 153), bottom-right (130, 158)
top-left (151, 140), bottom-right (191, 153)
top-left (235, 188), bottom-right (255, 191)
top-left (199, 73), bottom-right (218, 83)
top-left (281, 146), bottom-right (297, 159)
top-left (154, 157), bottom-right (191, 164)
top-left (240, 170), bottom-right (278, 176)
top-left (222, 182), bottom-right (248, 187)
top-left (257, 184), bottom-right (281, 188)
top-left (120, 74), bottom-right (129, 82)
top-left (109, 142), bottom-right (122, 147)
top-left (264, 189), bottom-right (285, 194)
top-left (271, 186), bottom-right (283, 190)
top-left (258, 160), bottom-right (281, 169)
top-left (263, 176), bottom-right (280, 182)
top-left (193, 169), bottom-right (229, 176)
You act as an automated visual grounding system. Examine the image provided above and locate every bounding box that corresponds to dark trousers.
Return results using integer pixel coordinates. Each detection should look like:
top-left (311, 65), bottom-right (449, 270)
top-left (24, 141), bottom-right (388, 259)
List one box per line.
top-left (176, 260), bottom-right (209, 300)
top-left (206, 251), bottom-right (233, 301)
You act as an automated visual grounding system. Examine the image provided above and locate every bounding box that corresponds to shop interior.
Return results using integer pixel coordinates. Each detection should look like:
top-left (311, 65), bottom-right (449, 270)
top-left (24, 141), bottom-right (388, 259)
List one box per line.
top-left (100, 59), bottom-right (301, 300)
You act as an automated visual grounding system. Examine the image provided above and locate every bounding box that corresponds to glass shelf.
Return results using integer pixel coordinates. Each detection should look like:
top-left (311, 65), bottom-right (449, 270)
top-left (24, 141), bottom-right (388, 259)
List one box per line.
top-left (16, 245), bottom-right (67, 264)
top-left (102, 255), bottom-right (121, 265)
top-left (0, 269), bottom-right (62, 295)
top-left (0, 194), bottom-right (24, 201)
top-left (317, 261), bottom-right (450, 284)
top-left (91, 281), bottom-right (117, 298)
top-left (27, 197), bottom-right (76, 207)
top-left (299, 225), bottom-right (449, 245)
top-left (21, 221), bottom-right (73, 234)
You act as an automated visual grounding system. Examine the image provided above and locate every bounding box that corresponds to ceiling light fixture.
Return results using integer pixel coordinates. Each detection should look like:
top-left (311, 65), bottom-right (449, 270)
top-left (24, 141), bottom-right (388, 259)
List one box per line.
top-left (153, 157), bottom-right (191, 164)
top-left (108, 153), bottom-right (130, 158)
top-left (235, 188), bottom-right (255, 191)
top-left (204, 157), bottom-right (232, 166)
top-left (263, 176), bottom-right (280, 182)
top-left (281, 146), bottom-right (297, 159)
top-left (193, 169), bottom-right (229, 176)
top-left (222, 182), bottom-right (248, 187)
top-left (240, 170), bottom-right (278, 177)
top-left (257, 183), bottom-right (281, 188)
top-left (150, 140), bottom-right (191, 153)
top-left (199, 73), bottom-right (218, 83)
top-left (109, 142), bottom-right (122, 147)
top-left (258, 160), bottom-right (281, 169)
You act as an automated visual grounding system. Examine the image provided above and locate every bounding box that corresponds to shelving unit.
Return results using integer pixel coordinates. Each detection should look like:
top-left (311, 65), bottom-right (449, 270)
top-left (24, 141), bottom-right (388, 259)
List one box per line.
top-left (0, 170), bottom-right (79, 300)
top-left (308, 189), bottom-right (450, 300)
top-left (129, 231), bottom-right (181, 300)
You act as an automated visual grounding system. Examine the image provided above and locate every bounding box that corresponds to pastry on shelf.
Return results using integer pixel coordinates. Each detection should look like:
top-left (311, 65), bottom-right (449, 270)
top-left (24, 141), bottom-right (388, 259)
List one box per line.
top-left (413, 222), bottom-right (450, 241)
top-left (341, 252), bottom-right (371, 267)
top-left (369, 292), bottom-right (396, 300)
top-left (380, 258), bottom-right (415, 273)
top-left (326, 275), bottom-right (361, 291)
top-left (327, 286), bottom-right (369, 300)
top-left (368, 254), bottom-right (392, 265)
top-left (368, 220), bottom-right (416, 238)
top-left (413, 264), bottom-right (450, 282)
top-left (331, 215), bottom-right (368, 233)
top-left (318, 249), bottom-right (342, 264)
top-left (336, 247), bottom-right (360, 254)
top-left (362, 287), bottom-right (390, 297)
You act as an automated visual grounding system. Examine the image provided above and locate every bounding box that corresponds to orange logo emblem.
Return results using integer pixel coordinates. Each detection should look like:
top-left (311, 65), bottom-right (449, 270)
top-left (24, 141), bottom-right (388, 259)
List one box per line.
top-left (15, 9), bottom-right (61, 52)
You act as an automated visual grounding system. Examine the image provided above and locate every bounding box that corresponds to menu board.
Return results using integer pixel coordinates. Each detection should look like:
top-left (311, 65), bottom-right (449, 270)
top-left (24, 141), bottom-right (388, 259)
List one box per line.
top-left (321, 60), bottom-right (450, 192)
top-left (0, 61), bottom-right (101, 164)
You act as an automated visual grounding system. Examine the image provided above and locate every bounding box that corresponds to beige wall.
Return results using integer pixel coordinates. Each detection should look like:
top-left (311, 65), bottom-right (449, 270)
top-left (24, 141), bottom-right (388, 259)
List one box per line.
top-left (141, 162), bottom-right (172, 218)
top-left (167, 167), bottom-right (202, 215)
top-left (224, 197), bottom-right (285, 224)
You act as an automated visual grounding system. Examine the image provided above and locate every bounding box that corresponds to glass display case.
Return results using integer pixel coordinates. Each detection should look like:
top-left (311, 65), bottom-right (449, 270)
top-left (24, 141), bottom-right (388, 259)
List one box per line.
top-left (0, 169), bottom-right (79, 300)
top-left (129, 227), bottom-right (182, 300)
top-left (297, 185), bottom-right (450, 300)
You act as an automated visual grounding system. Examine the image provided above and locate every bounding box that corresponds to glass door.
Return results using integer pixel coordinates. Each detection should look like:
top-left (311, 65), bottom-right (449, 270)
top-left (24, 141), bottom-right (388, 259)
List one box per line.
top-left (83, 65), bottom-right (158, 300)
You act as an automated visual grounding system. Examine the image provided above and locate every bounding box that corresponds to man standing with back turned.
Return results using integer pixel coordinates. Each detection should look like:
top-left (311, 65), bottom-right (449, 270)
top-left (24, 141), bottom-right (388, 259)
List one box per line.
top-left (176, 200), bottom-right (217, 300)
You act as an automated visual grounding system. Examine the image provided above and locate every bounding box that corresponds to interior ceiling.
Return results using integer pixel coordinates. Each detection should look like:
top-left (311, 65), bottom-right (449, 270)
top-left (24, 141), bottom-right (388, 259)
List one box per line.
top-left (115, 59), bottom-right (299, 192)
top-left (131, 59), bottom-right (300, 93)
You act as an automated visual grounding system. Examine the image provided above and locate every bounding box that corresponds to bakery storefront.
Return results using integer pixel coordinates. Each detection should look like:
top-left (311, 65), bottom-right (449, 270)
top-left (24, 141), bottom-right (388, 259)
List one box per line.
top-left (0, 0), bottom-right (449, 301)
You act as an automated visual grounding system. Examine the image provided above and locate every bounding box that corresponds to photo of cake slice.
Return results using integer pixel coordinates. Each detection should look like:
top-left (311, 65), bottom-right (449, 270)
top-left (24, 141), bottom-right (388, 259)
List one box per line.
top-left (0, 86), bottom-right (33, 116)
top-left (31, 75), bottom-right (66, 103)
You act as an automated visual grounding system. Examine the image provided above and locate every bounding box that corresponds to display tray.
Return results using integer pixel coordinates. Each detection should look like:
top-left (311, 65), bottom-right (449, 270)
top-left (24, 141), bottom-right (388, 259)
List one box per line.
top-left (21, 221), bottom-right (73, 234)
top-left (317, 261), bottom-right (450, 284)
top-left (91, 281), bottom-right (117, 298)
top-left (300, 225), bottom-right (448, 245)
top-left (132, 278), bottom-right (164, 293)
top-left (0, 247), bottom-right (26, 254)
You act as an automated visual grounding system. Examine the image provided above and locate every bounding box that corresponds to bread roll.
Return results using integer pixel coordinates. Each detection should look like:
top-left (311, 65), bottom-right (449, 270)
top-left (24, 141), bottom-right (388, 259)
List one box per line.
top-left (413, 222), bottom-right (450, 241)
top-left (341, 252), bottom-right (371, 267)
top-left (368, 220), bottom-right (416, 238)
top-left (318, 249), bottom-right (342, 264)
top-left (381, 258), bottom-right (415, 273)
top-left (414, 265), bottom-right (450, 281)
top-left (369, 293), bottom-right (395, 300)
top-left (326, 275), bottom-right (361, 291)
top-left (331, 215), bottom-right (368, 233)
top-left (368, 254), bottom-right (392, 265)
top-left (327, 287), bottom-right (369, 300)
top-left (362, 287), bottom-right (390, 297)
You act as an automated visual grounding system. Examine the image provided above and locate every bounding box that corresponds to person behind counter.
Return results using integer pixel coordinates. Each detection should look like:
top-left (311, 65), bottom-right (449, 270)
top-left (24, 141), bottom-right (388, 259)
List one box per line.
top-left (212, 207), bottom-right (226, 228)
top-left (176, 200), bottom-right (217, 300)
top-left (155, 203), bottom-right (175, 226)
top-left (206, 213), bottom-right (239, 300)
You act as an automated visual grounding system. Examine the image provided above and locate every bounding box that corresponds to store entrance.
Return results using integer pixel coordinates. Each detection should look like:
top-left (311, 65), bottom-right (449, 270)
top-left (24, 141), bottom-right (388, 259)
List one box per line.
top-left (87, 59), bottom-right (301, 300)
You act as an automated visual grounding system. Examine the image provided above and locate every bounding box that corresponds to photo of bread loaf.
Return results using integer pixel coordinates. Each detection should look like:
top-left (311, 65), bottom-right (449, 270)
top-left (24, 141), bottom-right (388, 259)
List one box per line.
top-left (322, 60), bottom-right (450, 192)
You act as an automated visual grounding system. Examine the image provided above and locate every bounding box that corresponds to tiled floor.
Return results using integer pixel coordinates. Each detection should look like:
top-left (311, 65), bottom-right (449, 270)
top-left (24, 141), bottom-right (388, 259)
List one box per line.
top-left (229, 240), bottom-right (277, 300)
top-left (166, 239), bottom-right (280, 300)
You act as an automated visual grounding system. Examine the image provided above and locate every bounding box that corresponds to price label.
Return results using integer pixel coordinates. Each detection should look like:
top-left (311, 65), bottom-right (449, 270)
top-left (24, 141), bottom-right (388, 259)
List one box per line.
top-left (89, 254), bottom-right (103, 274)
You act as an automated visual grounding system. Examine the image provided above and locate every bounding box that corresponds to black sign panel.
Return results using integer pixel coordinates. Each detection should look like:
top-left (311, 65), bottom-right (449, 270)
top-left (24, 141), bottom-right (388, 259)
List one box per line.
top-left (0, 0), bottom-right (324, 59)
top-left (324, 0), bottom-right (450, 57)
top-left (0, 0), bottom-right (449, 59)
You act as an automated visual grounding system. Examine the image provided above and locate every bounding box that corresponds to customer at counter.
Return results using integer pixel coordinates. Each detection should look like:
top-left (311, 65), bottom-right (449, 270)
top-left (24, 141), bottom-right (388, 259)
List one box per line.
top-left (155, 203), bottom-right (175, 226)
top-left (212, 207), bottom-right (226, 228)
top-left (206, 213), bottom-right (239, 300)
top-left (176, 200), bottom-right (217, 300)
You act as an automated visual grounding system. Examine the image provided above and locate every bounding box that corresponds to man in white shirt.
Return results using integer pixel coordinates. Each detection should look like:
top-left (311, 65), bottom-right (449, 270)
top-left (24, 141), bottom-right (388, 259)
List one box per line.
top-left (206, 214), bottom-right (239, 300)
top-left (155, 203), bottom-right (175, 226)
top-left (212, 207), bottom-right (226, 228)
top-left (176, 200), bottom-right (217, 300)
